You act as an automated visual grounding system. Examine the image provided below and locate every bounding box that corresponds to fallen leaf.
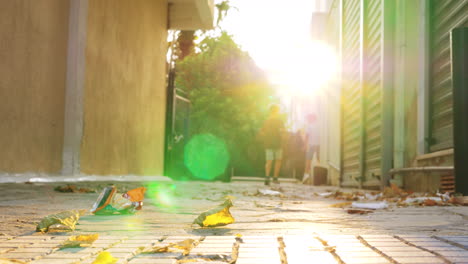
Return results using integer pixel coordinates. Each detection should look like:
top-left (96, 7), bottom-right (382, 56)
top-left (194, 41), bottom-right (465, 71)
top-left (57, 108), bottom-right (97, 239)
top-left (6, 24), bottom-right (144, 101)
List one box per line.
top-left (424, 199), bottom-right (438, 206)
top-left (36, 210), bottom-right (87, 233)
top-left (142, 239), bottom-right (197, 255)
top-left (268, 218), bottom-right (285, 222)
top-left (54, 185), bottom-right (95, 193)
top-left (193, 199), bottom-right (235, 227)
top-left (61, 234), bottom-right (99, 248)
top-left (390, 183), bottom-right (403, 195)
top-left (177, 254), bottom-right (233, 263)
top-left (92, 252), bottom-right (117, 264)
top-left (454, 196), bottom-right (468, 206)
top-left (346, 209), bottom-right (373, 215)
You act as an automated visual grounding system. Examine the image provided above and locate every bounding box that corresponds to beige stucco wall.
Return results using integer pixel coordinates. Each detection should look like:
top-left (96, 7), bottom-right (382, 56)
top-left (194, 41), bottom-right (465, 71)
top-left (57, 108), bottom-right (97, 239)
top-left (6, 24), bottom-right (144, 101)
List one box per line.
top-left (0, 0), bottom-right (69, 173)
top-left (81, 0), bottom-right (168, 175)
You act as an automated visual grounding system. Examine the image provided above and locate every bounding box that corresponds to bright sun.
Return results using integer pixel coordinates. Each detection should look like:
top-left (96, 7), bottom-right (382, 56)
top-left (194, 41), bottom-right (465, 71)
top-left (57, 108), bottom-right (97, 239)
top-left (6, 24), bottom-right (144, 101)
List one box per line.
top-left (274, 41), bottom-right (338, 97)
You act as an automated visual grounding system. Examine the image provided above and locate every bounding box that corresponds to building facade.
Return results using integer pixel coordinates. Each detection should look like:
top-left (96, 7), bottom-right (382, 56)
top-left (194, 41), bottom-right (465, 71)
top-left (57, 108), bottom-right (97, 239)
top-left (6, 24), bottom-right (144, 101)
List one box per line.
top-left (318, 0), bottom-right (468, 191)
top-left (0, 0), bottom-right (214, 177)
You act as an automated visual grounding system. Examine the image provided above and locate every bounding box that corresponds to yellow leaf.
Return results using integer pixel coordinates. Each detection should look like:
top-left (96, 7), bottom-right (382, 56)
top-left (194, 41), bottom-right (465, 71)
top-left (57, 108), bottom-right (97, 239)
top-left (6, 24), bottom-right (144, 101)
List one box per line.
top-left (61, 234), bottom-right (99, 248)
top-left (36, 210), bottom-right (86, 233)
top-left (92, 252), bottom-right (117, 264)
top-left (193, 199), bottom-right (234, 227)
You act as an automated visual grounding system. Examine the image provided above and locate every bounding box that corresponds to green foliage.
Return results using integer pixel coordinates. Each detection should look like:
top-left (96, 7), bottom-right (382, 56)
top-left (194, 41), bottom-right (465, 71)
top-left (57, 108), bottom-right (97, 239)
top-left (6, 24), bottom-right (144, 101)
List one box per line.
top-left (175, 32), bottom-right (272, 176)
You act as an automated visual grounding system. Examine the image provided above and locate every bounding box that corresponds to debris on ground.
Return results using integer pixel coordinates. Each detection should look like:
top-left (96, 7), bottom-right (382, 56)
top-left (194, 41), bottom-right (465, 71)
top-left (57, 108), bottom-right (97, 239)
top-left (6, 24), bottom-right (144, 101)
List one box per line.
top-left (319, 183), bottom-right (466, 211)
top-left (455, 196), bottom-right (468, 205)
top-left (91, 186), bottom-right (146, 215)
top-left (54, 184), bottom-right (95, 193)
top-left (142, 239), bottom-right (198, 255)
top-left (177, 254), bottom-right (234, 263)
top-left (256, 189), bottom-right (283, 197)
top-left (36, 209), bottom-right (87, 233)
top-left (352, 201), bottom-right (389, 210)
top-left (60, 234), bottom-right (99, 248)
top-left (193, 198), bottom-right (235, 227)
top-left (268, 218), bottom-right (286, 222)
top-left (91, 251), bottom-right (117, 264)
top-left (346, 209), bottom-right (373, 215)
top-left (330, 202), bottom-right (352, 208)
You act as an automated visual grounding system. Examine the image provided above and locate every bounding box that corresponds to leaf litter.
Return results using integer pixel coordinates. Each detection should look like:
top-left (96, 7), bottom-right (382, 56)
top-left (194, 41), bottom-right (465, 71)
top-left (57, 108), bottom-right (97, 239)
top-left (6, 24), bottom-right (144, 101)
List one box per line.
top-left (325, 183), bottom-right (466, 213)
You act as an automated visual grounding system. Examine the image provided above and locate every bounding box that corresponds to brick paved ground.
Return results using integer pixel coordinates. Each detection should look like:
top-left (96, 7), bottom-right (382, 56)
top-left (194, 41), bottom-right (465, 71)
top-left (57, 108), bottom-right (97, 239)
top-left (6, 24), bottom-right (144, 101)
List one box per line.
top-left (0, 234), bottom-right (467, 263)
top-left (0, 181), bottom-right (467, 263)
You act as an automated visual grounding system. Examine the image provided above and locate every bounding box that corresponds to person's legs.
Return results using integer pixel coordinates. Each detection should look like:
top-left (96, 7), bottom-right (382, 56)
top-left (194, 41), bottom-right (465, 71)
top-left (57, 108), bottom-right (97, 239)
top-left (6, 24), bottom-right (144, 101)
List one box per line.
top-left (273, 149), bottom-right (282, 183)
top-left (273, 159), bottom-right (282, 183)
top-left (265, 149), bottom-right (273, 185)
top-left (303, 147), bottom-right (313, 183)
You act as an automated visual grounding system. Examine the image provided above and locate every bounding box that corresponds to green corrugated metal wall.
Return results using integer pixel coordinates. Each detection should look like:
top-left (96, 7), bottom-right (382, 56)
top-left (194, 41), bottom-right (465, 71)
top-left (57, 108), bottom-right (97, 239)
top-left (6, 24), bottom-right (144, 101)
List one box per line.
top-left (429, 0), bottom-right (468, 152)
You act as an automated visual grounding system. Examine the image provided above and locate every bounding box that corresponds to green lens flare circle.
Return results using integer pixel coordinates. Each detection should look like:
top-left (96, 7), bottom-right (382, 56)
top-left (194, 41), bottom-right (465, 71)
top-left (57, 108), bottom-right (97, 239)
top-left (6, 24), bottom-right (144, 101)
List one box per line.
top-left (184, 134), bottom-right (230, 180)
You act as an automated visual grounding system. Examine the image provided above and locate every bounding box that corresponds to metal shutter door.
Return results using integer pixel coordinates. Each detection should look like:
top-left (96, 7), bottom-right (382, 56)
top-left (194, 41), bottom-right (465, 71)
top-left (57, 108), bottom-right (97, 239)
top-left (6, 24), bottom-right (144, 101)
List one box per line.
top-left (341, 0), bottom-right (361, 187)
top-left (363, 0), bottom-right (382, 188)
top-left (429, 0), bottom-right (468, 152)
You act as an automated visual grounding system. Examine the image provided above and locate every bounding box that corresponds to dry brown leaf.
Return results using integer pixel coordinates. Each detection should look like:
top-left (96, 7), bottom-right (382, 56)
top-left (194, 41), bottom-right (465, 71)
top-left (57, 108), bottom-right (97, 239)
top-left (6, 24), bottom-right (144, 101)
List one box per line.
top-left (268, 218), bottom-right (285, 222)
top-left (54, 185), bottom-right (95, 193)
top-left (142, 239), bottom-right (197, 255)
top-left (346, 209), bottom-right (373, 215)
top-left (424, 199), bottom-right (438, 206)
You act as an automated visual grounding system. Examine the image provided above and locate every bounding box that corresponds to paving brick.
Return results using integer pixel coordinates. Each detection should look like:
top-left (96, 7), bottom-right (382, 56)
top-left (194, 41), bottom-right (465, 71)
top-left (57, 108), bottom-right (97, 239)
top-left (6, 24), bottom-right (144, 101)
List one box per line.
top-left (448, 257), bottom-right (468, 263)
top-left (23, 243), bottom-right (61, 248)
top-left (384, 250), bottom-right (434, 257)
top-left (10, 247), bottom-right (57, 253)
top-left (392, 256), bottom-right (445, 264)
top-left (127, 258), bottom-right (176, 264)
top-left (0, 252), bottom-right (43, 260)
top-left (407, 241), bottom-right (455, 247)
top-left (334, 250), bottom-right (382, 258)
top-left (133, 252), bottom-right (182, 259)
top-left (365, 241), bottom-right (408, 247)
top-left (286, 251), bottom-right (336, 264)
top-left (340, 257), bottom-right (391, 264)
top-left (334, 246), bottom-right (375, 252)
top-left (104, 251), bottom-right (135, 259)
top-left (30, 258), bottom-right (78, 264)
top-left (235, 258), bottom-right (281, 264)
top-left (195, 242), bottom-right (235, 247)
top-left (374, 246), bottom-right (423, 252)
top-left (127, 236), bottom-right (161, 240)
top-left (106, 246), bottom-right (142, 253)
top-left (237, 247), bottom-right (282, 259)
top-left (0, 242), bottom-right (32, 248)
top-left (432, 250), bottom-right (468, 257)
